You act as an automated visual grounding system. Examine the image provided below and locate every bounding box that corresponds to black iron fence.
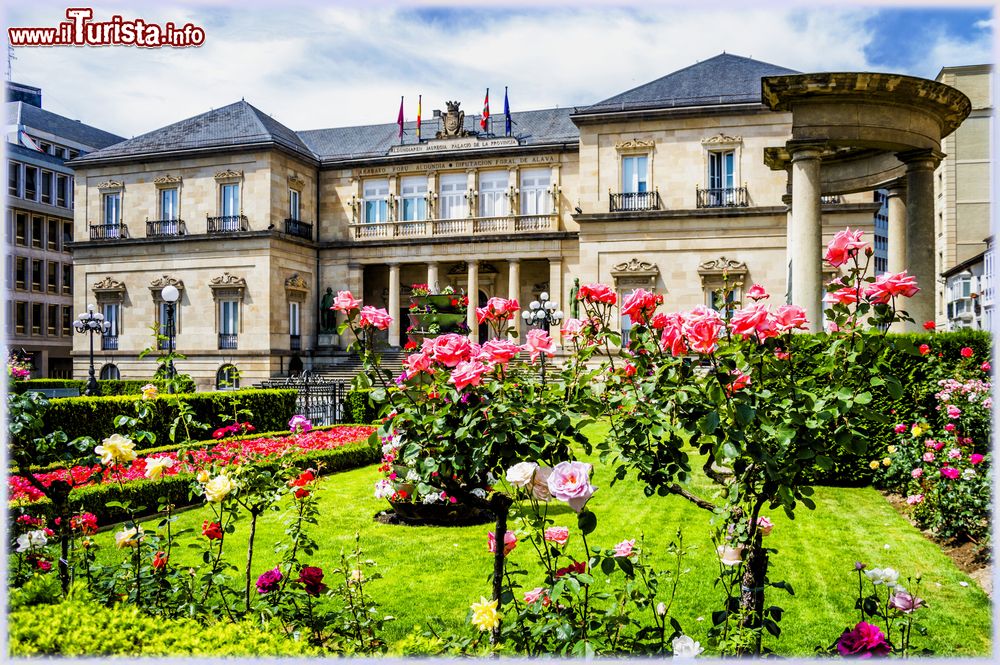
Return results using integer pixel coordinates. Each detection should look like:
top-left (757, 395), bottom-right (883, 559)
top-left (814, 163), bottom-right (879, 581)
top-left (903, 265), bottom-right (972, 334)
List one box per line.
top-left (147, 219), bottom-right (187, 237)
top-left (101, 335), bottom-right (118, 350)
top-left (218, 333), bottom-right (238, 349)
top-left (89, 223), bottom-right (130, 240)
top-left (696, 186), bottom-right (749, 208)
top-left (610, 191), bottom-right (661, 212)
top-left (207, 215), bottom-right (249, 233)
top-left (284, 218), bottom-right (313, 240)
top-left (258, 374), bottom-right (353, 426)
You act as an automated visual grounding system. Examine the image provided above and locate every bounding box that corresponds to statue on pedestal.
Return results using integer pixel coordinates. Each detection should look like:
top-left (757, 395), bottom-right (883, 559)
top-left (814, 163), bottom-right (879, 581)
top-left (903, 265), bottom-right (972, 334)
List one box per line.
top-left (569, 278), bottom-right (581, 319)
top-left (320, 287), bottom-right (335, 332)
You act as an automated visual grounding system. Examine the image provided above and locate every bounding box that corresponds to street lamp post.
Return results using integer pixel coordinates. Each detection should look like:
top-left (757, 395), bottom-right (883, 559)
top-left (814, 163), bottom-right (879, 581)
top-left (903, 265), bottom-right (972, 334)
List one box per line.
top-left (74, 304), bottom-right (110, 396)
top-left (520, 291), bottom-right (564, 386)
top-left (161, 284), bottom-right (180, 390)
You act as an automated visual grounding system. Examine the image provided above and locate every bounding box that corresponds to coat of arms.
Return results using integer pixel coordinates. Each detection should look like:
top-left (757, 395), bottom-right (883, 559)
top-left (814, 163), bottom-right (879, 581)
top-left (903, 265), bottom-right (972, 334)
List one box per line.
top-left (436, 100), bottom-right (471, 139)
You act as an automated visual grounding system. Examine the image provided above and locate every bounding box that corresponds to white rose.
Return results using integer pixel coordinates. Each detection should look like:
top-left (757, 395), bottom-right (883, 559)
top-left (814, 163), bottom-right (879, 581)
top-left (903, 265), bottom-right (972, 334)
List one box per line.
top-left (865, 567), bottom-right (900, 587)
top-left (505, 461), bottom-right (538, 488)
top-left (656, 602), bottom-right (668, 617)
top-left (144, 456), bottom-right (175, 481)
top-left (16, 529), bottom-right (48, 553)
top-left (196, 469), bottom-right (211, 484)
top-left (717, 544), bottom-right (744, 566)
top-left (203, 474), bottom-right (233, 503)
top-left (672, 634), bottom-right (704, 658)
top-left (532, 466), bottom-right (553, 501)
top-left (114, 526), bottom-right (143, 549)
top-left (95, 433), bottom-right (137, 465)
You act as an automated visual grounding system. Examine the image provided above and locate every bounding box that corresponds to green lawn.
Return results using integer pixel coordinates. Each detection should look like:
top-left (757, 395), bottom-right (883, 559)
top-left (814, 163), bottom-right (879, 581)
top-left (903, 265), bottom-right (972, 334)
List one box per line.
top-left (90, 422), bottom-right (992, 656)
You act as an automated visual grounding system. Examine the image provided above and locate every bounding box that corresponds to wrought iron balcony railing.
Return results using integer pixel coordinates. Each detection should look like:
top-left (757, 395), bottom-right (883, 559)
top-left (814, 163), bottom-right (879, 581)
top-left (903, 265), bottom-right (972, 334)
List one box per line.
top-left (610, 191), bottom-right (661, 212)
top-left (207, 215), bottom-right (249, 234)
top-left (348, 213), bottom-right (557, 241)
top-left (89, 223), bottom-right (130, 240)
top-left (146, 219), bottom-right (187, 237)
top-left (696, 186), bottom-right (749, 208)
top-left (820, 194), bottom-right (843, 204)
top-left (284, 218), bottom-right (313, 240)
top-left (218, 333), bottom-right (238, 350)
top-left (101, 335), bottom-right (119, 351)
top-left (290, 334), bottom-right (301, 351)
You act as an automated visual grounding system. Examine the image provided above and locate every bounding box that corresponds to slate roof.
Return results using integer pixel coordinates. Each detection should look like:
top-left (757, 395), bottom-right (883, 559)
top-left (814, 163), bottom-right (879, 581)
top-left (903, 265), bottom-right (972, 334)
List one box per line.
top-left (298, 107), bottom-right (578, 162)
top-left (72, 100), bottom-right (315, 164)
top-left (7, 101), bottom-right (126, 150)
top-left (579, 53), bottom-right (800, 114)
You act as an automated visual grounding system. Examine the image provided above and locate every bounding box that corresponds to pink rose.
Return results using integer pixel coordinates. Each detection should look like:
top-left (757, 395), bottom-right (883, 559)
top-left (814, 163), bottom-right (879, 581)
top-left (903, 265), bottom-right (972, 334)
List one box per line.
top-left (970, 453), bottom-right (984, 465)
top-left (774, 304), bottom-right (808, 332)
top-left (911, 468), bottom-right (923, 478)
top-left (331, 290), bottom-right (361, 312)
top-left (682, 306), bottom-right (723, 355)
top-left (659, 312), bottom-right (687, 356)
top-left (893, 424), bottom-right (907, 434)
top-left (543, 526), bottom-right (569, 547)
top-left (944, 423), bottom-right (956, 432)
top-left (905, 494), bottom-right (924, 505)
top-left (948, 448), bottom-right (962, 460)
top-left (479, 340), bottom-right (521, 366)
top-left (404, 351), bottom-right (434, 376)
top-left (946, 405), bottom-right (961, 419)
top-left (524, 329), bottom-right (556, 364)
top-left (358, 306), bottom-right (392, 330)
top-left (824, 228), bottom-right (867, 267)
top-left (922, 452), bottom-right (935, 462)
top-left (940, 466), bottom-right (960, 480)
top-left (825, 286), bottom-right (860, 305)
top-left (865, 271), bottom-right (919, 304)
top-left (523, 587), bottom-right (550, 606)
top-left (547, 461), bottom-right (596, 512)
top-left (561, 317), bottom-right (584, 339)
top-left (756, 516), bottom-right (774, 536)
top-left (621, 288), bottom-right (661, 325)
top-left (981, 361), bottom-right (991, 372)
top-left (577, 283), bottom-right (617, 305)
top-left (449, 360), bottom-right (489, 391)
top-left (487, 530), bottom-right (517, 556)
top-left (430, 333), bottom-right (473, 367)
top-left (726, 370), bottom-right (751, 395)
top-left (613, 539), bottom-right (636, 558)
top-left (729, 303), bottom-right (772, 339)
top-left (745, 283), bottom-right (769, 301)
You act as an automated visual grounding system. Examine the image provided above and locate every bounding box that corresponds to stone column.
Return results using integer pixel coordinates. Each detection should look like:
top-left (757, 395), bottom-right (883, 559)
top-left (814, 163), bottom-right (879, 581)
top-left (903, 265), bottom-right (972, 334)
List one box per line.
top-left (549, 257), bottom-right (563, 345)
top-left (886, 181), bottom-right (907, 274)
top-left (427, 261), bottom-right (439, 292)
top-left (898, 149), bottom-right (943, 331)
top-left (388, 263), bottom-right (400, 347)
top-left (467, 260), bottom-right (479, 343)
top-left (782, 186), bottom-right (793, 305)
top-left (343, 263), bottom-right (364, 349)
top-left (508, 259), bottom-right (521, 340)
top-left (788, 143), bottom-right (824, 332)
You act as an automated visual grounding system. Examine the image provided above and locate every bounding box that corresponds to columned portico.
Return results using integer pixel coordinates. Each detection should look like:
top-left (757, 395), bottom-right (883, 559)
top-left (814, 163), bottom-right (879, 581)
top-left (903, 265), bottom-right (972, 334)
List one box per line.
top-left (788, 143), bottom-right (824, 332)
top-left (467, 260), bottom-right (480, 343)
top-left (898, 149), bottom-right (943, 328)
top-left (886, 181), bottom-right (908, 275)
top-left (548, 258), bottom-right (564, 344)
top-left (388, 263), bottom-right (401, 347)
top-left (427, 262), bottom-right (440, 292)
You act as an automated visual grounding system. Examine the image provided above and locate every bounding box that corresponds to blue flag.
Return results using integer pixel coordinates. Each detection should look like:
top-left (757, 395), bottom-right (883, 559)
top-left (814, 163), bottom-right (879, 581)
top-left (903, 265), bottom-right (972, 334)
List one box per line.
top-left (504, 87), bottom-right (511, 136)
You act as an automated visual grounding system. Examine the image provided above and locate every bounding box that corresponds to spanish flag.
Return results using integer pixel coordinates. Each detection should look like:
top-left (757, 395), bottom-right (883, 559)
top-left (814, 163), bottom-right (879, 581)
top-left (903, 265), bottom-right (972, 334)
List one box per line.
top-left (480, 88), bottom-right (489, 131)
top-left (417, 95), bottom-right (422, 140)
top-left (397, 96), bottom-right (404, 142)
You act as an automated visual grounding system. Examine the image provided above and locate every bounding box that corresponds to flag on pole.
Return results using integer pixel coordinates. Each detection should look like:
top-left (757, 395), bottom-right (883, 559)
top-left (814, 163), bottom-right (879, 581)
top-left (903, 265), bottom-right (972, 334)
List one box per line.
top-left (503, 87), bottom-right (511, 137)
top-left (480, 88), bottom-right (490, 131)
top-left (18, 126), bottom-right (43, 152)
top-left (397, 96), bottom-right (404, 143)
top-left (417, 95), bottom-right (422, 140)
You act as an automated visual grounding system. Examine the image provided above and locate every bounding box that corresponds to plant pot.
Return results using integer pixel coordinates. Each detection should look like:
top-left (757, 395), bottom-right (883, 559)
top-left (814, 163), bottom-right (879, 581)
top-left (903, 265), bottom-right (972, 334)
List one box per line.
top-left (387, 499), bottom-right (494, 526)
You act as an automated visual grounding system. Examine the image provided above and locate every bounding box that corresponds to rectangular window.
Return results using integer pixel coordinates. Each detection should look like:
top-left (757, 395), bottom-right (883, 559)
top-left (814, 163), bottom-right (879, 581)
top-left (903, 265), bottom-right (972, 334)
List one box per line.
top-left (8, 161), bottom-right (21, 197)
top-left (103, 303), bottom-right (120, 337)
top-left (47, 262), bottom-right (57, 294)
top-left (15, 213), bottom-right (27, 245)
top-left (362, 179), bottom-right (389, 223)
top-left (63, 221), bottom-right (73, 248)
top-left (68, 149), bottom-right (79, 160)
top-left (39, 142), bottom-right (52, 154)
top-left (62, 306), bottom-right (72, 337)
top-left (31, 303), bottom-right (42, 335)
top-left (103, 192), bottom-right (121, 225)
top-left (15, 257), bottom-right (26, 289)
top-left (160, 187), bottom-right (179, 220)
top-left (56, 175), bottom-right (68, 207)
top-left (400, 176), bottom-right (427, 221)
top-left (31, 259), bottom-right (43, 291)
top-left (478, 170), bottom-right (509, 217)
top-left (621, 155), bottom-right (648, 194)
top-left (438, 173), bottom-right (468, 219)
top-left (220, 183), bottom-right (240, 216)
top-left (289, 189), bottom-right (300, 221)
top-left (520, 168), bottom-right (552, 215)
top-left (708, 150), bottom-right (735, 190)
top-left (62, 263), bottom-right (72, 294)
top-left (15, 302), bottom-right (27, 335)
top-left (31, 216), bottom-right (43, 248)
top-left (47, 219), bottom-right (59, 251)
top-left (47, 304), bottom-right (58, 336)
top-left (4, 255), bottom-right (11, 289)
top-left (289, 301), bottom-right (300, 335)
top-left (24, 166), bottom-right (38, 200)
top-left (219, 300), bottom-right (239, 334)
top-left (40, 170), bottom-right (53, 204)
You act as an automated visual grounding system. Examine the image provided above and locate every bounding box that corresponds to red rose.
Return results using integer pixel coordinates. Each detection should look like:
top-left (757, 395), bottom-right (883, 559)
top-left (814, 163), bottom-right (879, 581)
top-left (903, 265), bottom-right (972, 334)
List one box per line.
top-left (960, 346), bottom-right (973, 358)
top-left (923, 320), bottom-right (936, 331)
top-left (152, 551), bottom-right (168, 569)
top-left (202, 520), bottom-right (224, 540)
top-left (919, 344), bottom-right (930, 355)
top-left (297, 565), bottom-right (328, 596)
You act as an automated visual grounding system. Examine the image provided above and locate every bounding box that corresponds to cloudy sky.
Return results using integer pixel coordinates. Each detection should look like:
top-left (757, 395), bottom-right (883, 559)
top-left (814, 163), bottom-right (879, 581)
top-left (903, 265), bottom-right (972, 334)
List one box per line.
top-left (5, 1), bottom-right (995, 139)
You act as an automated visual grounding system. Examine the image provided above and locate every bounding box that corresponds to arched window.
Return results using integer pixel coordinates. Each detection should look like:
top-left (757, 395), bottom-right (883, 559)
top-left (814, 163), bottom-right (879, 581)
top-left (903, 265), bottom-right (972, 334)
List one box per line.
top-left (99, 363), bottom-right (120, 380)
top-left (216, 364), bottom-right (239, 391)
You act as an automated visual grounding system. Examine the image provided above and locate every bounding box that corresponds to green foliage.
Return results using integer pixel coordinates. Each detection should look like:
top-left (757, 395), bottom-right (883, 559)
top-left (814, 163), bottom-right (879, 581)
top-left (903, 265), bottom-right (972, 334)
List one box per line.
top-left (13, 377), bottom-right (198, 396)
top-left (8, 598), bottom-right (319, 656)
top-left (38, 389), bottom-right (297, 450)
top-left (12, 379), bottom-right (86, 394)
top-left (347, 389), bottom-right (379, 423)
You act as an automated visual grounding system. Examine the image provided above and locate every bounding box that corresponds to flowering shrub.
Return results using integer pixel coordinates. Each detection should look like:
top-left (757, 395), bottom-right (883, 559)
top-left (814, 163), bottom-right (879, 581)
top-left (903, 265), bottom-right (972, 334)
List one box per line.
top-left (8, 352), bottom-right (33, 380)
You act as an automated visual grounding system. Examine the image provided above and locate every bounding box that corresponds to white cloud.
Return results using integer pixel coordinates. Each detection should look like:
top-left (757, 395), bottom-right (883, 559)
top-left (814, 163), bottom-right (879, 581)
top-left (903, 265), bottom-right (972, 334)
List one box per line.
top-left (2, 2), bottom-right (984, 139)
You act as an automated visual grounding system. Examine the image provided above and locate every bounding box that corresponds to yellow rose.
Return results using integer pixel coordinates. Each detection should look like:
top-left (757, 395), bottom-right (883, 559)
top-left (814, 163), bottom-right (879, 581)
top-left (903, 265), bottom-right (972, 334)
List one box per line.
top-left (882, 458), bottom-right (892, 467)
top-left (887, 445), bottom-right (897, 454)
top-left (470, 596), bottom-right (500, 631)
top-left (869, 460), bottom-right (880, 470)
top-left (95, 433), bottom-right (137, 466)
top-left (144, 456), bottom-right (175, 480)
top-left (196, 469), bottom-right (211, 484)
top-left (204, 474), bottom-right (233, 503)
top-left (114, 526), bottom-right (143, 549)
top-left (141, 383), bottom-right (159, 400)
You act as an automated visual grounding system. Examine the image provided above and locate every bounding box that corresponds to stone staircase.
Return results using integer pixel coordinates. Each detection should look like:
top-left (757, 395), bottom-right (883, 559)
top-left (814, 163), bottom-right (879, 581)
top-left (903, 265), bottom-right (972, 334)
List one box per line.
top-left (309, 351), bottom-right (406, 382)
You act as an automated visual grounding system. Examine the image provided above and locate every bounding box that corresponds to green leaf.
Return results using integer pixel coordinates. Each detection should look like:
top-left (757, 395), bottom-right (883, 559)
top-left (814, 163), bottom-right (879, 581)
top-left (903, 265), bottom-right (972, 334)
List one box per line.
top-left (577, 510), bottom-right (597, 536)
top-left (698, 411), bottom-right (719, 435)
top-left (600, 557), bottom-right (615, 575)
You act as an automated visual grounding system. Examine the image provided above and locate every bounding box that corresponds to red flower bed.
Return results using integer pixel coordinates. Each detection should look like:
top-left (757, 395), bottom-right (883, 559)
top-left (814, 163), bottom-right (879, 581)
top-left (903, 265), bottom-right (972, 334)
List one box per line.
top-left (8, 426), bottom-right (375, 504)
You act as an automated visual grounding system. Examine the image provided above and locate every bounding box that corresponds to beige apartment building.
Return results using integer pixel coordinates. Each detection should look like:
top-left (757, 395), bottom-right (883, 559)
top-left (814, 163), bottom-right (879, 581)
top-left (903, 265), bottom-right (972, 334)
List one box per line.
top-left (68, 54), bottom-right (964, 389)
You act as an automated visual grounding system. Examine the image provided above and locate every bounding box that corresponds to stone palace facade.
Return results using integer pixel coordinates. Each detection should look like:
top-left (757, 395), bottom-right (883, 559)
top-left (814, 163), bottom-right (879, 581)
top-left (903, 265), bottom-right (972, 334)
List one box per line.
top-left (67, 54), bottom-right (969, 389)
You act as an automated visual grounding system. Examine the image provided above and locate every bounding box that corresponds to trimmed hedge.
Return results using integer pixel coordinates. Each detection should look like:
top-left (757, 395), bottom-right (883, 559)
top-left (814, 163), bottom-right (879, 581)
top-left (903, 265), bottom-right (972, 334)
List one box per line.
top-left (9, 599), bottom-right (319, 656)
top-left (806, 329), bottom-right (991, 486)
top-left (13, 377), bottom-right (196, 396)
top-left (10, 437), bottom-right (380, 526)
top-left (36, 389), bottom-right (298, 450)
top-left (347, 388), bottom-right (381, 423)
top-left (12, 379), bottom-right (85, 393)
